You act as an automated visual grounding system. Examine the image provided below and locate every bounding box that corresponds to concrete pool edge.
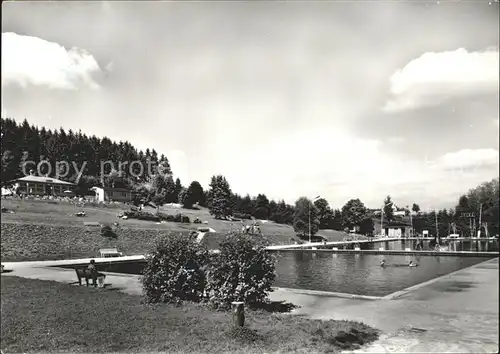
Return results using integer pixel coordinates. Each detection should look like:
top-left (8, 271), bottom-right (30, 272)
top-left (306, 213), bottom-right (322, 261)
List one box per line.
top-left (270, 287), bottom-right (382, 300)
top-left (5, 255), bottom-right (498, 303)
top-left (381, 256), bottom-right (499, 300)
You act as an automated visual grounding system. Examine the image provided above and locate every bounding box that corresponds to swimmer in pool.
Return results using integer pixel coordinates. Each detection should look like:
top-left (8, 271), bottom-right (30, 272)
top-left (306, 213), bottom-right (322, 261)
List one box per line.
top-left (409, 261), bottom-right (418, 267)
top-left (380, 259), bottom-right (386, 267)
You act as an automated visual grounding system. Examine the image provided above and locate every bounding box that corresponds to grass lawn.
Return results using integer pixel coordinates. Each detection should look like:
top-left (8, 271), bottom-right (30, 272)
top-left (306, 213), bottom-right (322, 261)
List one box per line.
top-left (1, 276), bottom-right (380, 353)
top-left (1, 198), bottom-right (297, 238)
top-left (1, 198), bottom-right (363, 262)
top-left (1, 198), bottom-right (355, 242)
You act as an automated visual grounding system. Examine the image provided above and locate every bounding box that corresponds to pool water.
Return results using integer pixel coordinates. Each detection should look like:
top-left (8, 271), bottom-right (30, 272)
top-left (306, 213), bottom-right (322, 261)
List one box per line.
top-left (56, 252), bottom-right (493, 297)
top-left (272, 252), bottom-right (490, 296)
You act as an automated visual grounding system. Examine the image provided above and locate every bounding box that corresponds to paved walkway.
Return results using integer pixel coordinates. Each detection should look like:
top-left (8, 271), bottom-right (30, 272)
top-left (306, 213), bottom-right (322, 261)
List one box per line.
top-left (266, 237), bottom-right (402, 250)
top-left (2, 257), bottom-right (498, 353)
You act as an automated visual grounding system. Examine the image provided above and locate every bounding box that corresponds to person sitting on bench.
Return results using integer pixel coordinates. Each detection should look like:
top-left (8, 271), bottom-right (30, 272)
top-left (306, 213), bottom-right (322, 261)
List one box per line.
top-left (75, 259), bottom-right (106, 287)
top-left (88, 259), bottom-right (97, 273)
top-left (88, 259), bottom-right (100, 287)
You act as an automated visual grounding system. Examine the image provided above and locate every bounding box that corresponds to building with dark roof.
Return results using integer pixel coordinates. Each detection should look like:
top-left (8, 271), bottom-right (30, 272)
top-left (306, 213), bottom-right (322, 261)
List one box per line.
top-left (12, 175), bottom-right (75, 196)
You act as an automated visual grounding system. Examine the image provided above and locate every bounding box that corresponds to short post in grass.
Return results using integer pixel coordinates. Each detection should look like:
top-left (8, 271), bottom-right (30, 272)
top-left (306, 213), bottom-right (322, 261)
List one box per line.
top-left (97, 275), bottom-right (105, 288)
top-left (232, 301), bottom-right (245, 327)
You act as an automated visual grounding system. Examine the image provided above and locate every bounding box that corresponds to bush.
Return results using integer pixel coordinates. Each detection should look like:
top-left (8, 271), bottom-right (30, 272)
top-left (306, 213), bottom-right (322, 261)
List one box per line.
top-left (166, 214), bottom-right (175, 222)
top-left (205, 233), bottom-right (276, 309)
top-left (181, 215), bottom-right (191, 223)
top-left (233, 213), bottom-right (252, 220)
top-left (193, 218), bottom-right (202, 224)
top-left (174, 213), bottom-right (182, 222)
top-left (123, 211), bottom-right (161, 222)
top-left (156, 212), bottom-right (172, 221)
top-left (101, 225), bottom-right (117, 239)
top-left (141, 234), bottom-right (209, 304)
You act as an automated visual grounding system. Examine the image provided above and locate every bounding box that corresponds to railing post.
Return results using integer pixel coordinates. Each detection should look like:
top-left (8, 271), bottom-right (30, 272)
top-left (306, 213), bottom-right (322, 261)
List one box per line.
top-left (232, 301), bottom-right (245, 327)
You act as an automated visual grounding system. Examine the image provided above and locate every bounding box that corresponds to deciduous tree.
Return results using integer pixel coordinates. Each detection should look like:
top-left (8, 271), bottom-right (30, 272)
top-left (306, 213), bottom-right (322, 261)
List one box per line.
top-left (341, 199), bottom-right (368, 229)
top-left (293, 197), bottom-right (319, 237)
top-left (314, 198), bottom-right (334, 229)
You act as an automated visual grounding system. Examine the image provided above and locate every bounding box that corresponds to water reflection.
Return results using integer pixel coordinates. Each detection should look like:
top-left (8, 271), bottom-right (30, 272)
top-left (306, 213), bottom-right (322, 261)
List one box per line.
top-left (363, 239), bottom-right (499, 253)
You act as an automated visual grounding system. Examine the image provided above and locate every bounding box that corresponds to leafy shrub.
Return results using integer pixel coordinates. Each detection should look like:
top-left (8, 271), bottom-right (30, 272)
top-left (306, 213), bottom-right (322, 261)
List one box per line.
top-left (233, 213), bottom-right (252, 220)
top-left (166, 214), bottom-right (175, 222)
top-left (205, 233), bottom-right (276, 309)
top-left (101, 225), bottom-right (117, 239)
top-left (141, 234), bottom-right (209, 304)
top-left (123, 211), bottom-right (161, 222)
top-left (174, 213), bottom-right (182, 222)
top-left (181, 215), bottom-right (191, 223)
top-left (156, 212), bottom-right (172, 221)
top-left (193, 218), bottom-right (202, 224)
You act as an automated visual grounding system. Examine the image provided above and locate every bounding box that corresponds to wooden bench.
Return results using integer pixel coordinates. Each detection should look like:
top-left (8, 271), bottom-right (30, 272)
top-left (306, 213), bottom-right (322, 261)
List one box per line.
top-left (99, 248), bottom-right (123, 258)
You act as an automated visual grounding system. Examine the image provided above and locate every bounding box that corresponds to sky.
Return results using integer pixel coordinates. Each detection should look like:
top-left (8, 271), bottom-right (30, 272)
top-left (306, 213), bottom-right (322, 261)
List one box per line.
top-left (2, 0), bottom-right (499, 211)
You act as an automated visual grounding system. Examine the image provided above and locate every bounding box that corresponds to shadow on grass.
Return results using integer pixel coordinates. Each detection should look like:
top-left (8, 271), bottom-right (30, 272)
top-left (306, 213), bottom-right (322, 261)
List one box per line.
top-left (228, 327), bottom-right (267, 344)
top-left (248, 300), bottom-right (299, 313)
top-left (102, 284), bottom-right (125, 292)
top-left (68, 281), bottom-right (123, 292)
top-left (313, 326), bottom-right (380, 351)
top-left (1, 269), bottom-right (14, 274)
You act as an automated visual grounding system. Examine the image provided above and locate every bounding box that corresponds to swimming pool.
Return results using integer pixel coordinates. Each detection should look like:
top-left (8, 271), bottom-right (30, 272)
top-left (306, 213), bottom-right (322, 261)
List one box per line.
top-left (272, 252), bottom-right (490, 296)
top-left (54, 252), bottom-right (494, 297)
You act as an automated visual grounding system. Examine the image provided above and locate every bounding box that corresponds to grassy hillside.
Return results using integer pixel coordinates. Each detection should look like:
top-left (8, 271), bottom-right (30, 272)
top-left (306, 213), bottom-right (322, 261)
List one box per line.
top-left (0, 223), bottom-right (188, 261)
top-left (1, 198), bottom-right (362, 261)
top-left (0, 198), bottom-right (303, 261)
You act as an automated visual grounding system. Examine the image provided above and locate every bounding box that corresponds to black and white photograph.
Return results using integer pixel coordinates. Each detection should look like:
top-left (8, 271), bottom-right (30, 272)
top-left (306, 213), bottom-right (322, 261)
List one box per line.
top-left (1, 0), bottom-right (499, 353)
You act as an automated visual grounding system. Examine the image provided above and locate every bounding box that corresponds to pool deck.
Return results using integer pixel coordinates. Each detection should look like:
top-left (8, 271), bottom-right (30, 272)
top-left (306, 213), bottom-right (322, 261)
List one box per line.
top-left (2, 256), bottom-right (498, 353)
top-left (266, 237), bottom-right (403, 250)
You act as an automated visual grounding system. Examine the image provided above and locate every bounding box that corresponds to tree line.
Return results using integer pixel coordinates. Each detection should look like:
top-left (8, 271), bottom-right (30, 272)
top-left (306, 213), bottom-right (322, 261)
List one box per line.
top-left (2, 117), bottom-right (498, 237)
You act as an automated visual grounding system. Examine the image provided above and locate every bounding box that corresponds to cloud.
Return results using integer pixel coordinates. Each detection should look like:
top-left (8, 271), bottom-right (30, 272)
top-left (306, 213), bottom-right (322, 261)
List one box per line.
top-left (105, 61), bottom-right (114, 73)
top-left (387, 136), bottom-right (405, 144)
top-left (1, 32), bottom-right (102, 90)
top-left (383, 48), bottom-right (499, 112)
top-left (436, 148), bottom-right (499, 170)
top-left (101, 1), bottom-right (112, 12)
top-left (216, 128), bottom-right (499, 210)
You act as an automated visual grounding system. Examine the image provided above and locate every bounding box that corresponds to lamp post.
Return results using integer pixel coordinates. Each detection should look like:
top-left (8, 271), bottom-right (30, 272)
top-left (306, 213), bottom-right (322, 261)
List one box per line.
top-left (478, 203), bottom-right (483, 238)
top-left (406, 205), bottom-right (413, 238)
top-left (309, 196), bottom-right (321, 244)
